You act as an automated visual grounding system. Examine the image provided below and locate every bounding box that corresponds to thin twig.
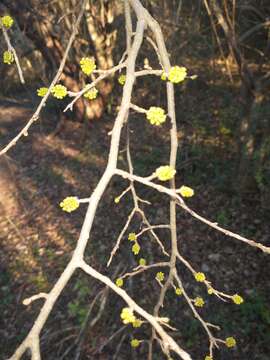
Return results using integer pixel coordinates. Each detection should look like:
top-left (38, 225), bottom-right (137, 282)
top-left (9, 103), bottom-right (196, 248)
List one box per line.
top-left (174, 273), bottom-right (219, 358)
top-left (64, 62), bottom-right (127, 112)
top-left (1, 26), bottom-right (25, 84)
top-left (122, 262), bottom-right (170, 279)
top-left (115, 169), bottom-right (270, 254)
top-left (80, 260), bottom-right (192, 360)
top-left (107, 208), bottom-right (136, 266)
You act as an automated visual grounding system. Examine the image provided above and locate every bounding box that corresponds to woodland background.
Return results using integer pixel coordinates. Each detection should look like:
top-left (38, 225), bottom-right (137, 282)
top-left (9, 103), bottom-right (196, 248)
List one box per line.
top-left (0, 1), bottom-right (270, 359)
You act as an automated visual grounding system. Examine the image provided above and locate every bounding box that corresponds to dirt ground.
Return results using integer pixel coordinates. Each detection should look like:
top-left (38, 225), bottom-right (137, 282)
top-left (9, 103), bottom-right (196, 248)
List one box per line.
top-left (0, 96), bottom-right (270, 360)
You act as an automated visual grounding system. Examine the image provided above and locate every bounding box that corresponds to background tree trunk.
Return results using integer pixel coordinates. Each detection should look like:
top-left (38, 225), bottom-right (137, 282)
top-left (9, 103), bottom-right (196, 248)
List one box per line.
top-left (1, 0), bottom-right (118, 121)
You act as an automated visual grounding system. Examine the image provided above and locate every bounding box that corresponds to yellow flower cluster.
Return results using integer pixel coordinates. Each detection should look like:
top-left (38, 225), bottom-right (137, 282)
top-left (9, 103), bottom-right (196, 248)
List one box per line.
top-left (120, 307), bottom-right (136, 324)
top-left (208, 287), bottom-right (214, 295)
top-left (132, 242), bottom-right (140, 255)
top-left (3, 50), bottom-right (14, 65)
top-left (161, 72), bottom-right (167, 81)
top-left (128, 232), bottom-right (140, 255)
top-left (156, 272), bottom-right (164, 282)
top-left (60, 196), bottom-right (79, 212)
top-left (225, 337), bottom-right (236, 348)
top-left (128, 233), bottom-right (137, 241)
top-left (80, 57), bottom-right (96, 75)
top-left (194, 297), bottom-right (204, 307)
top-left (114, 196), bottom-right (120, 204)
top-left (146, 106), bottom-right (166, 126)
top-left (168, 66), bottom-right (187, 84)
top-left (177, 185), bottom-right (194, 197)
top-left (120, 308), bottom-right (142, 329)
top-left (175, 288), bottom-right (183, 296)
top-left (118, 74), bottom-right (126, 85)
top-left (51, 84), bottom-right (67, 99)
top-left (232, 294), bottom-right (244, 305)
top-left (1, 15), bottom-right (14, 29)
top-left (116, 278), bottom-right (123, 287)
top-left (194, 272), bottom-right (206, 282)
top-left (84, 87), bottom-right (98, 100)
top-left (155, 165), bottom-right (176, 181)
top-left (205, 356), bottom-right (213, 360)
top-left (130, 339), bottom-right (140, 348)
top-left (139, 258), bottom-right (146, 266)
top-left (37, 87), bottom-right (48, 97)
top-left (132, 319), bottom-right (142, 328)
